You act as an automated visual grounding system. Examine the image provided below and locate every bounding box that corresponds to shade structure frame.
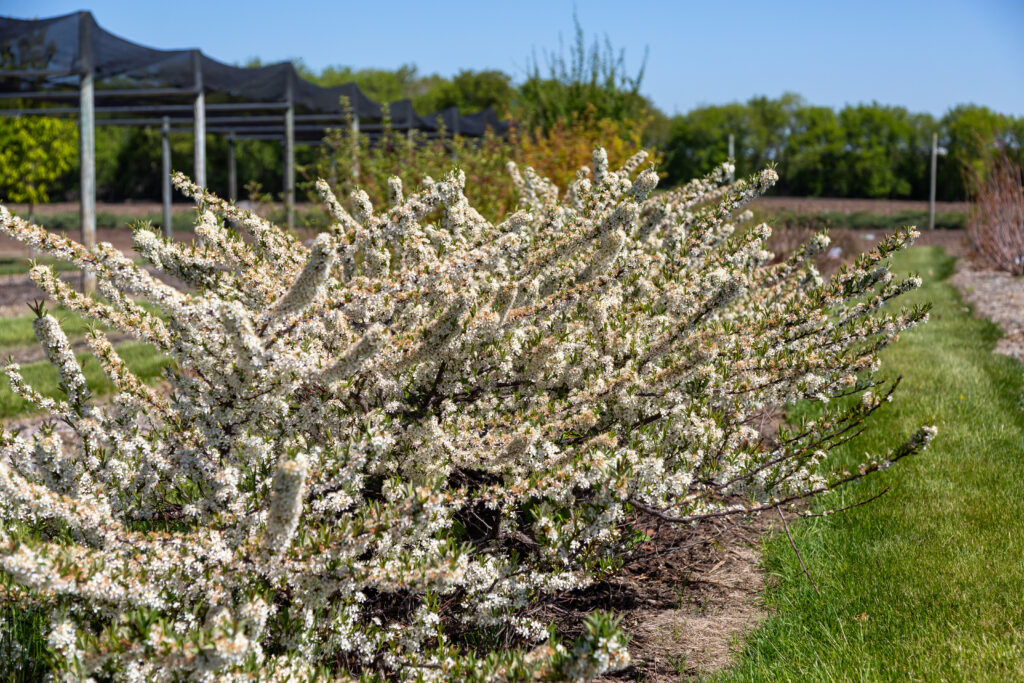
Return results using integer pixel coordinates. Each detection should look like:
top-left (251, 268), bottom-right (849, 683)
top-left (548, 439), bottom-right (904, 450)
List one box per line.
top-left (0, 9), bottom-right (510, 282)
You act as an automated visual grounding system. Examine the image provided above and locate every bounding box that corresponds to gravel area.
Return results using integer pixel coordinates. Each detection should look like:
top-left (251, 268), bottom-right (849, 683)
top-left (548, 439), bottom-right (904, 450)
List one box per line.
top-left (951, 260), bottom-right (1024, 367)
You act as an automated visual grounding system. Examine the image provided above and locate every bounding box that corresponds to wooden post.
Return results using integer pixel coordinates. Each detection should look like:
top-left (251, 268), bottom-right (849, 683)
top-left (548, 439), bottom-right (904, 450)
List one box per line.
top-left (78, 11), bottom-right (96, 294)
top-left (728, 133), bottom-right (735, 183)
top-left (227, 133), bottom-right (237, 203)
top-left (284, 72), bottom-right (295, 230)
top-left (161, 116), bottom-right (172, 238)
top-left (192, 50), bottom-right (206, 190)
top-left (928, 132), bottom-right (938, 231)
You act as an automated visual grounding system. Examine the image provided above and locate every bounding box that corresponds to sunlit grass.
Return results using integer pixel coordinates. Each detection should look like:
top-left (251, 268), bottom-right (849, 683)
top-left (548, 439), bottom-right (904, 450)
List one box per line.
top-left (0, 308), bottom-right (96, 349)
top-left (720, 246), bottom-right (1024, 681)
top-left (0, 342), bottom-right (172, 419)
top-left (1, 303), bottom-right (167, 351)
top-left (0, 257), bottom-right (79, 277)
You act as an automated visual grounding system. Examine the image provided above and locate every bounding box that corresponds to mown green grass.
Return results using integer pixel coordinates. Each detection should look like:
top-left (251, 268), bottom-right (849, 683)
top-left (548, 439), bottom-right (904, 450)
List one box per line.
top-left (0, 342), bottom-right (171, 419)
top-left (0, 256), bottom-right (152, 276)
top-left (1, 303), bottom-right (167, 350)
top-left (0, 308), bottom-right (96, 349)
top-left (719, 246), bottom-right (1024, 682)
top-left (0, 257), bottom-right (79, 277)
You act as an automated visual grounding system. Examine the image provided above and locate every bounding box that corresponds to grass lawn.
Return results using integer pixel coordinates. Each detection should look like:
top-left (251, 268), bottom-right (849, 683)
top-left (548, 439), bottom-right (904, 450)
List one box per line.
top-left (0, 257), bottom-right (81, 277)
top-left (0, 308), bottom-right (96, 349)
top-left (0, 342), bottom-right (171, 419)
top-left (0, 256), bottom-right (154, 277)
top-left (1, 303), bottom-right (167, 351)
top-left (719, 245), bottom-right (1024, 681)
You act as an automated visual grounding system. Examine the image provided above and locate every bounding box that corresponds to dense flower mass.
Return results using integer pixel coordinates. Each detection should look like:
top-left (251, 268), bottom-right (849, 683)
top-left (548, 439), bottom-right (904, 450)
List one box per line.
top-left (0, 148), bottom-right (934, 681)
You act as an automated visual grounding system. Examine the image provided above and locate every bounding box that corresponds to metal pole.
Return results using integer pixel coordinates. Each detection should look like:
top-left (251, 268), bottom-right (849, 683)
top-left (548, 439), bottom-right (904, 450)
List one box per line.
top-left (928, 132), bottom-right (938, 231)
top-left (192, 50), bottom-right (206, 189)
top-left (351, 114), bottom-right (360, 178)
top-left (728, 133), bottom-right (735, 183)
top-left (451, 113), bottom-right (459, 160)
top-left (161, 116), bottom-right (172, 238)
top-left (78, 12), bottom-right (96, 294)
top-left (284, 72), bottom-right (295, 230)
top-left (227, 134), bottom-right (237, 202)
top-left (329, 155), bottom-right (337, 189)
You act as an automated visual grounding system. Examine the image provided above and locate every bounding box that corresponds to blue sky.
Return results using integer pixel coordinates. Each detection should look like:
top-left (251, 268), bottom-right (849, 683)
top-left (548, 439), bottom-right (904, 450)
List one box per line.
top-left (5, 0), bottom-right (1023, 117)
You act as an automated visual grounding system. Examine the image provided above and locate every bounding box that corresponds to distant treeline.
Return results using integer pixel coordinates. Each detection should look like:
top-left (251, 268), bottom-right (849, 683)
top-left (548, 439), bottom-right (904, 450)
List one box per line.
top-left (1, 21), bottom-right (1021, 206)
top-left (659, 93), bottom-right (1023, 202)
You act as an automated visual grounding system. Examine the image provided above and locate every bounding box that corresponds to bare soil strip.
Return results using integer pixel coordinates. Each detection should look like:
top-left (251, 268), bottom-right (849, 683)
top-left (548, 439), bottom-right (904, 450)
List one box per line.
top-left (605, 518), bottom-right (770, 681)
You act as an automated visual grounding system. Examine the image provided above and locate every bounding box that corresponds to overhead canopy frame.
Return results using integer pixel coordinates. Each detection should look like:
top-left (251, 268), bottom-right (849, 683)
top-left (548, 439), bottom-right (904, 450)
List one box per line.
top-left (0, 10), bottom-right (508, 289)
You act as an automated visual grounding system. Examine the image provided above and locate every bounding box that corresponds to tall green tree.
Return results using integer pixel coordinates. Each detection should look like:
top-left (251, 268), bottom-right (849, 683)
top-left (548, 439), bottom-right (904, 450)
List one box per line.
top-left (661, 102), bottom-right (751, 185)
top-left (783, 105), bottom-right (845, 196)
top-left (412, 70), bottom-right (516, 115)
top-left (836, 103), bottom-right (916, 197)
top-left (940, 104), bottom-right (1020, 196)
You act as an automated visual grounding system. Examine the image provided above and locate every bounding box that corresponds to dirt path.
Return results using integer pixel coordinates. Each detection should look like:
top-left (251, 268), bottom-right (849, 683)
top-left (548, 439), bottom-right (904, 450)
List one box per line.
top-left (950, 260), bottom-right (1024, 367)
top-left (0, 267), bottom-right (186, 311)
top-left (606, 518), bottom-right (770, 681)
top-left (0, 226), bottom-right (191, 259)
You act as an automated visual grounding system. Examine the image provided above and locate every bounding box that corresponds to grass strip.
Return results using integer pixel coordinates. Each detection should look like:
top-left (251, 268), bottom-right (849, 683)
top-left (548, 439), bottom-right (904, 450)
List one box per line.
top-left (0, 308), bottom-right (96, 349)
top-left (0, 342), bottom-right (171, 419)
top-left (0, 257), bottom-right (80, 277)
top-left (1, 303), bottom-right (169, 351)
top-left (0, 256), bottom-right (153, 276)
top-left (719, 245), bottom-right (1024, 681)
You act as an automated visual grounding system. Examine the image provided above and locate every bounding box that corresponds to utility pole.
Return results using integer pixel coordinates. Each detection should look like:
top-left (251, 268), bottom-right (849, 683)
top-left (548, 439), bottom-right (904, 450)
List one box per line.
top-left (928, 133), bottom-right (938, 231)
top-left (351, 113), bottom-right (360, 178)
top-left (227, 133), bottom-right (237, 203)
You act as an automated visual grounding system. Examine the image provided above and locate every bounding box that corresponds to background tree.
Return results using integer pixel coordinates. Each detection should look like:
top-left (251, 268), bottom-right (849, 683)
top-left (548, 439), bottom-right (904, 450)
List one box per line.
top-left (515, 15), bottom-right (651, 134)
top-left (412, 69), bottom-right (516, 114)
top-left (0, 115), bottom-right (77, 219)
top-left (662, 95), bottom-right (1021, 200)
top-left (783, 105), bottom-right (845, 196)
top-left (661, 101), bottom-right (751, 185)
top-left (835, 103), bottom-right (916, 198)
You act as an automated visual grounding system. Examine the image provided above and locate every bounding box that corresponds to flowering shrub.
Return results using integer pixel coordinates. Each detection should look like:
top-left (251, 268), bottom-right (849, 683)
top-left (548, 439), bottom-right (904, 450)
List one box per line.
top-left (0, 149), bottom-right (934, 681)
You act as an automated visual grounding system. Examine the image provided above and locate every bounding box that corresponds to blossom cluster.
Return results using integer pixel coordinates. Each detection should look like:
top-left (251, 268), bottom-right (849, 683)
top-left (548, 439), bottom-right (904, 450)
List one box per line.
top-left (0, 148), bottom-right (934, 681)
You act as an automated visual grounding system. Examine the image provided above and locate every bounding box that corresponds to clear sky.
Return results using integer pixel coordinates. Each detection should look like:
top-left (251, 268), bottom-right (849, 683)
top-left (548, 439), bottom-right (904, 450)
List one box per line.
top-left (4, 0), bottom-right (1023, 117)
